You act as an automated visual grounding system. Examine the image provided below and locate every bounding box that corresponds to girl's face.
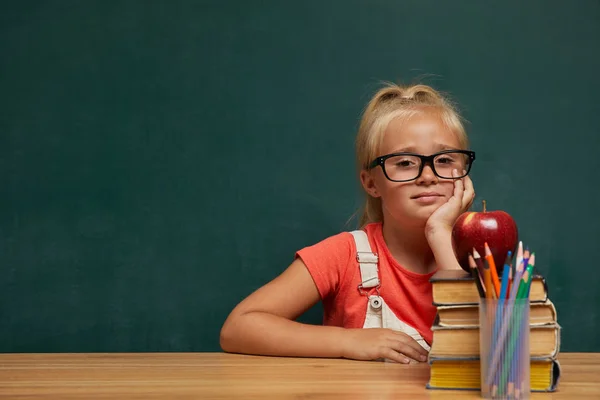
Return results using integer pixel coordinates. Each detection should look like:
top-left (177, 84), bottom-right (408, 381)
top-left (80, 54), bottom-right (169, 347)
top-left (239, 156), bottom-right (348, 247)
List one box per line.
top-left (361, 111), bottom-right (464, 227)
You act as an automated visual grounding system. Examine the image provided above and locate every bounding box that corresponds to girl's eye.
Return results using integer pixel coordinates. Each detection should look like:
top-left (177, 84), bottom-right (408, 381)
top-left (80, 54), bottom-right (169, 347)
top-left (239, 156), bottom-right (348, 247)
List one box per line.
top-left (436, 156), bottom-right (456, 164)
top-left (395, 159), bottom-right (416, 167)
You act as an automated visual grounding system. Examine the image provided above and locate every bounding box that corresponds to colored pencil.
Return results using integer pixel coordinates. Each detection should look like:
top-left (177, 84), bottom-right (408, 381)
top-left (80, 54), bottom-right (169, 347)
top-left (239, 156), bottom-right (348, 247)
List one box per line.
top-left (484, 242), bottom-right (501, 297)
top-left (499, 251), bottom-right (513, 300)
top-left (510, 241), bottom-right (522, 295)
top-left (499, 258), bottom-right (535, 391)
top-left (511, 254), bottom-right (536, 395)
top-left (481, 258), bottom-right (496, 300)
top-left (489, 250), bottom-right (512, 392)
top-left (472, 247), bottom-right (485, 279)
top-left (468, 254), bottom-right (486, 298)
top-left (509, 258), bottom-right (527, 301)
top-left (521, 248), bottom-right (530, 281)
top-left (514, 241), bottom-right (523, 275)
top-left (507, 264), bottom-right (513, 298)
top-left (485, 254), bottom-right (530, 386)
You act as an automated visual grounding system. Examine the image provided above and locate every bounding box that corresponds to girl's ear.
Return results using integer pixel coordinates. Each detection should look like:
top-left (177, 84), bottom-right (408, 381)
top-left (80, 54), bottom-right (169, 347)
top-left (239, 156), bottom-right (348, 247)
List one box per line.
top-left (360, 170), bottom-right (381, 198)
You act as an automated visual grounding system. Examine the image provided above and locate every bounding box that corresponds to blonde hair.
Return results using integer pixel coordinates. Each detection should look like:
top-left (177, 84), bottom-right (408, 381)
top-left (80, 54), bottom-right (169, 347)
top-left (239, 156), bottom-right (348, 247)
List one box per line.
top-left (355, 82), bottom-right (469, 227)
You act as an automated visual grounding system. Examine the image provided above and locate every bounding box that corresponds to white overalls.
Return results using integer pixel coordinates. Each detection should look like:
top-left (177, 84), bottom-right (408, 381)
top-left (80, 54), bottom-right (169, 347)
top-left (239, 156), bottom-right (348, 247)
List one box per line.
top-left (350, 230), bottom-right (431, 354)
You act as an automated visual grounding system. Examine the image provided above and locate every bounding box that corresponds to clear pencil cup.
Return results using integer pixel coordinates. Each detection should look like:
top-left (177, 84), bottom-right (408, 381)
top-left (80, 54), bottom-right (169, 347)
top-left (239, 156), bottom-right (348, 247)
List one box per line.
top-left (479, 298), bottom-right (530, 399)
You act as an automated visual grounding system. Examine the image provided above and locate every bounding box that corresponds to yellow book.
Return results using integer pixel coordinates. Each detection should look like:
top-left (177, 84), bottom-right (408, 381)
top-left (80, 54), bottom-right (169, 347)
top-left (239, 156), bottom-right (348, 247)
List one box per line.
top-left (426, 357), bottom-right (561, 392)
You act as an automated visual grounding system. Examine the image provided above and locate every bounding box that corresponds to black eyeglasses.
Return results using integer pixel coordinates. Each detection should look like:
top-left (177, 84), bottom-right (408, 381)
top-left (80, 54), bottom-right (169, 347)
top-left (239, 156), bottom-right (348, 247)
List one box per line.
top-left (367, 149), bottom-right (476, 182)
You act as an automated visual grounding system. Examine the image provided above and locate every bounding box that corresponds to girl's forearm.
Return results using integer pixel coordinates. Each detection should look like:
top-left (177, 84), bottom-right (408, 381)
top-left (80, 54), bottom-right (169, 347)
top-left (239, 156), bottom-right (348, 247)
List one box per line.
top-left (426, 228), bottom-right (462, 270)
top-left (220, 311), bottom-right (348, 358)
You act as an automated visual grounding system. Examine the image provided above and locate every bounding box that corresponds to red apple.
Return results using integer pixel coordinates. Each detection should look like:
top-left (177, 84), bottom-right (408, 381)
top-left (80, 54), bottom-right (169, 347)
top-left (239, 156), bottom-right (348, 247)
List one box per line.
top-left (452, 200), bottom-right (519, 274)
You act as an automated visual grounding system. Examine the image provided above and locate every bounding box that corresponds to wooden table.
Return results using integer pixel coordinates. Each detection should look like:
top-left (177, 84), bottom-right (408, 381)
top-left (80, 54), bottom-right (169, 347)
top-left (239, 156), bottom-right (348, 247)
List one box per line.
top-left (1, 353), bottom-right (598, 399)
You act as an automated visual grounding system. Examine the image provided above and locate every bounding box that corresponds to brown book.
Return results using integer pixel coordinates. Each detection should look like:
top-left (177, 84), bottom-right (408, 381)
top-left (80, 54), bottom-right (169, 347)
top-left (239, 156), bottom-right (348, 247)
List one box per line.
top-left (429, 323), bottom-right (561, 359)
top-left (430, 269), bottom-right (548, 306)
top-left (435, 299), bottom-right (557, 328)
top-left (426, 357), bottom-right (561, 392)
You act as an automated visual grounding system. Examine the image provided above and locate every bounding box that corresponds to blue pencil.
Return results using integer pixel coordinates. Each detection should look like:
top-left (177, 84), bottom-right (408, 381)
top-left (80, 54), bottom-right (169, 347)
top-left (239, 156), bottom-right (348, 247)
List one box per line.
top-left (499, 252), bottom-right (512, 300)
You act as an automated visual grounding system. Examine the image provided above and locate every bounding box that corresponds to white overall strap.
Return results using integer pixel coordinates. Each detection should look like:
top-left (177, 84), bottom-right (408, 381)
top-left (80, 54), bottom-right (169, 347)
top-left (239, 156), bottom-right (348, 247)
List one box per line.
top-left (381, 301), bottom-right (431, 352)
top-left (350, 230), bottom-right (380, 289)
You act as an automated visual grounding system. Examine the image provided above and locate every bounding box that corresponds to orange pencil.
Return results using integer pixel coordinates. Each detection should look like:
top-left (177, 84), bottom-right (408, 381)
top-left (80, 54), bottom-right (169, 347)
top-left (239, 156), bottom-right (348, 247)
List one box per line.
top-left (484, 242), bottom-right (501, 298)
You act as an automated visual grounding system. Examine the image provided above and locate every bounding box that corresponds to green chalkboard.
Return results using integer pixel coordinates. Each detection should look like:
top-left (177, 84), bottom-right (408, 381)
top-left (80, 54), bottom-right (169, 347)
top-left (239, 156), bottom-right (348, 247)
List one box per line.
top-left (1, 1), bottom-right (599, 352)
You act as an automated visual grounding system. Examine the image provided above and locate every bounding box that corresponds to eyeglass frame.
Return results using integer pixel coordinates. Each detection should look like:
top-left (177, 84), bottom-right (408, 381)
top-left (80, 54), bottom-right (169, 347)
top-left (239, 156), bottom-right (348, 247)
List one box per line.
top-left (366, 149), bottom-right (476, 182)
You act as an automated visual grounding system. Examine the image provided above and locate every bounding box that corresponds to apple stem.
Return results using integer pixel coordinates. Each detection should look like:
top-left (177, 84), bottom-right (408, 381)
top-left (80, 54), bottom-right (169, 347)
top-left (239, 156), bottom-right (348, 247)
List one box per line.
top-left (483, 200), bottom-right (486, 213)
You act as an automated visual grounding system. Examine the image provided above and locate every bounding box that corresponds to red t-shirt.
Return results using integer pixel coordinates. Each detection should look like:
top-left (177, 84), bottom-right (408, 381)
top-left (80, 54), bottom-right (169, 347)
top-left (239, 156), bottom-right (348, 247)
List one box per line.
top-left (296, 222), bottom-right (437, 345)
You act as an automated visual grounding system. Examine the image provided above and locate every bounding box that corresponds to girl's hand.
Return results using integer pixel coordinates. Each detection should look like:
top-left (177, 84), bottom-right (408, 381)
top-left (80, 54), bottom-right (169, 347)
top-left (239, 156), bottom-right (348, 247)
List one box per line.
top-left (340, 328), bottom-right (429, 364)
top-left (425, 169), bottom-right (475, 236)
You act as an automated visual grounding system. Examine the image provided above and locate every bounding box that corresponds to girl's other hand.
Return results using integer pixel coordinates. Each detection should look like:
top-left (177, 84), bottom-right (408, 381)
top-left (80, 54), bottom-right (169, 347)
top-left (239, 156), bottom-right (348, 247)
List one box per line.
top-left (425, 169), bottom-right (475, 236)
top-left (341, 328), bottom-right (429, 364)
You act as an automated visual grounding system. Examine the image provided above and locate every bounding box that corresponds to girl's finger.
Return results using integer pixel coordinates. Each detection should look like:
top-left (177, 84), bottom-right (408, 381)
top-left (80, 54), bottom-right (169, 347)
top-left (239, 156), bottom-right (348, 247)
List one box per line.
top-left (389, 339), bottom-right (428, 362)
top-left (462, 172), bottom-right (474, 195)
top-left (382, 348), bottom-right (410, 364)
top-left (392, 331), bottom-right (429, 357)
top-left (462, 173), bottom-right (475, 209)
top-left (452, 169), bottom-right (464, 200)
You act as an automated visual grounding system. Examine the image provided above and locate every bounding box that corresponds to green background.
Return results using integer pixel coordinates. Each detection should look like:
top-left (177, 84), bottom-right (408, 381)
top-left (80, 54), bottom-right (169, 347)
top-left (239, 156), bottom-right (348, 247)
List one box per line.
top-left (1, 1), bottom-right (599, 352)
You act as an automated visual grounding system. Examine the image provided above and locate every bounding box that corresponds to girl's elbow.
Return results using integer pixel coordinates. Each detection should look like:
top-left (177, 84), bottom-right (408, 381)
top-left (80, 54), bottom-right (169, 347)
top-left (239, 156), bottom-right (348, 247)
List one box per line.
top-left (219, 319), bottom-right (236, 353)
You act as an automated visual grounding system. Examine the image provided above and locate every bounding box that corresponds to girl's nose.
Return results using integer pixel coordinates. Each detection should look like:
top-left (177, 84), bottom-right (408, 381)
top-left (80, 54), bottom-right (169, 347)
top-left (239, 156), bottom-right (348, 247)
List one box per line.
top-left (416, 164), bottom-right (438, 185)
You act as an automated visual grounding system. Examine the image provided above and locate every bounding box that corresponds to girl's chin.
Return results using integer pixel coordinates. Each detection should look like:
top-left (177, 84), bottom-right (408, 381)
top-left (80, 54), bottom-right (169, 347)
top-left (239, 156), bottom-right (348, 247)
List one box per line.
top-left (391, 211), bottom-right (437, 228)
top-left (410, 204), bottom-right (443, 220)
top-left (386, 203), bottom-right (445, 226)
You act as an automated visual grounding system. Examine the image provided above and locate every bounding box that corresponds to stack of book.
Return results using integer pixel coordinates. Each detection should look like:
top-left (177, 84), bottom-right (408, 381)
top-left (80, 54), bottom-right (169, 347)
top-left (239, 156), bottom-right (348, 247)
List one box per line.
top-left (426, 269), bottom-right (561, 392)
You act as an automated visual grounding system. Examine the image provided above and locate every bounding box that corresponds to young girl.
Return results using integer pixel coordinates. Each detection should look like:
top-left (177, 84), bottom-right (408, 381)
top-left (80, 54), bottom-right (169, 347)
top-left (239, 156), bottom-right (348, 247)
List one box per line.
top-left (220, 82), bottom-right (476, 364)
